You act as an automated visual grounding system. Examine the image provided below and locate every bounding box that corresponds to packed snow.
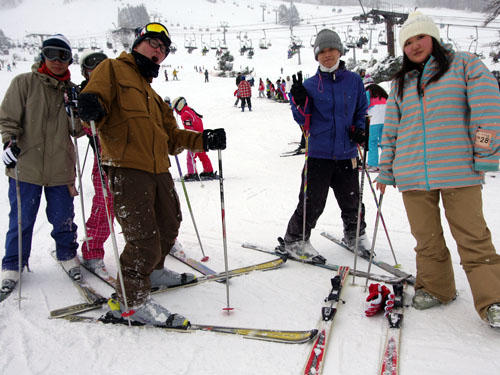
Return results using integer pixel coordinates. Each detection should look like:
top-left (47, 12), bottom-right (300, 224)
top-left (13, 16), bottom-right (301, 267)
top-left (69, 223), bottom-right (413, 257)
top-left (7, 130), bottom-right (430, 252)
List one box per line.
top-left (0, 1), bottom-right (499, 374)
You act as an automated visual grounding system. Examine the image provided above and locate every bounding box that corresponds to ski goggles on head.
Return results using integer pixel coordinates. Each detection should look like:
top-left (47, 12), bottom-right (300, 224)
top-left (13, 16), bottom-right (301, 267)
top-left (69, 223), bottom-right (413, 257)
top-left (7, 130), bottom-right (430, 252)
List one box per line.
top-left (82, 52), bottom-right (107, 70)
top-left (42, 47), bottom-right (72, 62)
top-left (136, 22), bottom-right (171, 48)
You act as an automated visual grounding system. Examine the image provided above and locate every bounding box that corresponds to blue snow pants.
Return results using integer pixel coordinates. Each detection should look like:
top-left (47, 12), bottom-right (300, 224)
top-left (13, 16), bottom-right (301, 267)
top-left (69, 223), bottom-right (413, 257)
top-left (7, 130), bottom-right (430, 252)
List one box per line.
top-left (2, 178), bottom-right (78, 271)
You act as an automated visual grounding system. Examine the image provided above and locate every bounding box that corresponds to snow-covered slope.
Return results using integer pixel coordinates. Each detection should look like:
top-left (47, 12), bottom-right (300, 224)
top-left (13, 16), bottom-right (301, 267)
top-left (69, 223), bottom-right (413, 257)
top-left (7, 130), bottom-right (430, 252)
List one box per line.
top-left (0, 1), bottom-right (499, 374)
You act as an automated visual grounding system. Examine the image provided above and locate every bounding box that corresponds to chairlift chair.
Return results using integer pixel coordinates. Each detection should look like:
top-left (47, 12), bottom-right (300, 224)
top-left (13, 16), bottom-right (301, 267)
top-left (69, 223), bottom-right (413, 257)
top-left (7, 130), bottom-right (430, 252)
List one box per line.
top-left (378, 30), bottom-right (387, 46)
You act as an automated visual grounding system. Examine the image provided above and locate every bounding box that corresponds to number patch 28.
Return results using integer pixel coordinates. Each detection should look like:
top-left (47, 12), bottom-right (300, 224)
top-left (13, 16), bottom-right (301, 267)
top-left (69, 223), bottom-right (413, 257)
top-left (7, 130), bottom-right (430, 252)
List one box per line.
top-left (475, 129), bottom-right (495, 150)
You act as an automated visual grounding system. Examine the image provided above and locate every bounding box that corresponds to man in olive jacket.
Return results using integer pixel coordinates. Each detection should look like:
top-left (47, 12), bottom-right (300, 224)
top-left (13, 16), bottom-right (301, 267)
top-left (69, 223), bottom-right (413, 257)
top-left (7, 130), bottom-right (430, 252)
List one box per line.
top-left (78, 23), bottom-right (226, 327)
top-left (0, 34), bottom-right (84, 296)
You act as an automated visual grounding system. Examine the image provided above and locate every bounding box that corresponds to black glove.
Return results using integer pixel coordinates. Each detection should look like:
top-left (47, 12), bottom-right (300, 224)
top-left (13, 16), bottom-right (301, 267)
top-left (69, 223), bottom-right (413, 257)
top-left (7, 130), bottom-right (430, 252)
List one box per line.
top-left (2, 140), bottom-right (21, 169)
top-left (78, 93), bottom-right (106, 122)
top-left (203, 129), bottom-right (226, 151)
top-left (290, 71), bottom-right (308, 107)
top-left (64, 86), bottom-right (80, 118)
top-left (349, 126), bottom-right (368, 147)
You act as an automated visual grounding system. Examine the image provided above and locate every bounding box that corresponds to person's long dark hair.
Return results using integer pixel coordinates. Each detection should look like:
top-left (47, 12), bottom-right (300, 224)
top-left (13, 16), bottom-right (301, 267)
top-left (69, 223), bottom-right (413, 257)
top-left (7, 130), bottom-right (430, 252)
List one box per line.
top-left (394, 37), bottom-right (450, 100)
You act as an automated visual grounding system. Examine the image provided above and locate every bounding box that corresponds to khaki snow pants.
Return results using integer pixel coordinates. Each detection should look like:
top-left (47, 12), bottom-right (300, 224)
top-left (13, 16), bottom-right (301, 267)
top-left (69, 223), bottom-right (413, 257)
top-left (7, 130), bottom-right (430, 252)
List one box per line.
top-left (402, 186), bottom-right (500, 320)
top-left (107, 167), bottom-right (182, 306)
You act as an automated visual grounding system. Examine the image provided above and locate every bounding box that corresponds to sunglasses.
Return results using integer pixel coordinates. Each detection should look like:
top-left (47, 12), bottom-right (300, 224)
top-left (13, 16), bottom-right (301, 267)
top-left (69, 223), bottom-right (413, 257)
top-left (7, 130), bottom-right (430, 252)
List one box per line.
top-left (145, 38), bottom-right (169, 55)
top-left (82, 53), bottom-right (107, 70)
top-left (42, 47), bottom-right (72, 62)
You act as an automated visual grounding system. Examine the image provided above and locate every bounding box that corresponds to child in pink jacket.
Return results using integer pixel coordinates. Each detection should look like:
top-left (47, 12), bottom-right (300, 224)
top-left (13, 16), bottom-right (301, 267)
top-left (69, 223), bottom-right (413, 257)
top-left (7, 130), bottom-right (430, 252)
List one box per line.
top-left (172, 97), bottom-right (216, 180)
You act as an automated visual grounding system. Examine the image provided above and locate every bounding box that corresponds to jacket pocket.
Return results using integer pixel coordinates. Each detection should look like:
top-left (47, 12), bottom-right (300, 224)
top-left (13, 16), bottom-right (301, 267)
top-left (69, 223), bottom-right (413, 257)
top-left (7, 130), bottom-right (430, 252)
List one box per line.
top-left (118, 80), bottom-right (148, 114)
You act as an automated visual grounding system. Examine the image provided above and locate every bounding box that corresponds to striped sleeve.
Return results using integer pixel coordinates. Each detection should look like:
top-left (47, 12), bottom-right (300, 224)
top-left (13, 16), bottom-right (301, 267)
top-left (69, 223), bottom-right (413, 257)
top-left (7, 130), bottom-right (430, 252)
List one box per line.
top-left (377, 82), bottom-right (399, 185)
top-left (464, 53), bottom-right (500, 171)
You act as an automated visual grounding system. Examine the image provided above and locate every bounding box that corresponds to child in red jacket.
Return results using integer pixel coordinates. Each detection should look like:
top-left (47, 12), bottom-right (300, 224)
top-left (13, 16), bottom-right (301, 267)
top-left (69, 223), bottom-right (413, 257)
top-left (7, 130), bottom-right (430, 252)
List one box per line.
top-left (172, 97), bottom-right (216, 180)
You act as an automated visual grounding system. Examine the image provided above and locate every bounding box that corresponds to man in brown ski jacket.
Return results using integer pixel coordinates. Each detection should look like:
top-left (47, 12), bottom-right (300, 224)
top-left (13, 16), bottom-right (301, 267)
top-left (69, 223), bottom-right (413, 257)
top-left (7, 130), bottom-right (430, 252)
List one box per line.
top-left (78, 23), bottom-right (226, 328)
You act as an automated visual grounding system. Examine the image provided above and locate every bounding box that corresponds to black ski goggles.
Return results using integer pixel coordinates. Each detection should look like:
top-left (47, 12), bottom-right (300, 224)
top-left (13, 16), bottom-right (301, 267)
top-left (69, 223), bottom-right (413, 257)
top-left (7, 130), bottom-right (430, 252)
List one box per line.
top-left (42, 47), bottom-right (72, 62)
top-left (82, 52), bottom-right (107, 70)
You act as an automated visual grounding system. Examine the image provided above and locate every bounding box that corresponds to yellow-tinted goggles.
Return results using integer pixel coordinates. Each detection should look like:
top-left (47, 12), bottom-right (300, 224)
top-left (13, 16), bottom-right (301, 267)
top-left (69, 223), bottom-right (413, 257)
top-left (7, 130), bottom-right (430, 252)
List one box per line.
top-left (141, 23), bottom-right (170, 40)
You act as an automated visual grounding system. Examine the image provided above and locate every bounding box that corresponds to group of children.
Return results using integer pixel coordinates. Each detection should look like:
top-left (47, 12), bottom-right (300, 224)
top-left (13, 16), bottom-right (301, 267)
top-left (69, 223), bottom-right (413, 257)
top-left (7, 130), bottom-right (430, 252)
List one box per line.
top-left (258, 77), bottom-right (291, 102)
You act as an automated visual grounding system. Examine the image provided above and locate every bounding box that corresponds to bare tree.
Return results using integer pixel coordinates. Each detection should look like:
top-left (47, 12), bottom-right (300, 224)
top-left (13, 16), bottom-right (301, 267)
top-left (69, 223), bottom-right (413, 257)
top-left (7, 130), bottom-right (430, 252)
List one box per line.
top-left (484, 0), bottom-right (500, 25)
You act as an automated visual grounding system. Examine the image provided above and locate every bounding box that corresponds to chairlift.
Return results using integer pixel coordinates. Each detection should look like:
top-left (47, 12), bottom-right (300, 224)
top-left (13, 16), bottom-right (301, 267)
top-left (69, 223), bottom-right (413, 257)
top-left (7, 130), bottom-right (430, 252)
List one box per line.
top-left (310, 26), bottom-right (318, 47)
top-left (467, 26), bottom-right (478, 54)
top-left (259, 30), bottom-right (270, 49)
top-left (247, 48), bottom-right (254, 59)
top-left (290, 35), bottom-right (303, 50)
top-left (210, 35), bottom-right (219, 50)
top-left (445, 24), bottom-right (459, 51)
top-left (378, 30), bottom-right (387, 46)
top-left (90, 39), bottom-right (99, 51)
top-left (170, 43), bottom-right (177, 54)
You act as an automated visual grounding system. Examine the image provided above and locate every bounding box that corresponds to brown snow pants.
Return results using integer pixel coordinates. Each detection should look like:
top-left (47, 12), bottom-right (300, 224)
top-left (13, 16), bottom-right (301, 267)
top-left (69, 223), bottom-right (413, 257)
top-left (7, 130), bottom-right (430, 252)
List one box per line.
top-left (402, 185), bottom-right (500, 320)
top-left (107, 167), bottom-right (182, 306)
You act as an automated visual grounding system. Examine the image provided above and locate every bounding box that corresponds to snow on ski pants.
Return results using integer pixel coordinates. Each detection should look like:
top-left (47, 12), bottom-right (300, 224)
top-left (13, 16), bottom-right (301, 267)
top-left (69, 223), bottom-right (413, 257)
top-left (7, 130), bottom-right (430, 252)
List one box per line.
top-left (186, 150), bottom-right (213, 175)
top-left (81, 156), bottom-right (113, 260)
top-left (106, 167), bottom-right (182, 306)
top-left (2, 179), bottom-right (78, 271)
top-left (284, 158), bottom-right (366, 243)
top-left (402, 186), bottom-right (500, 320)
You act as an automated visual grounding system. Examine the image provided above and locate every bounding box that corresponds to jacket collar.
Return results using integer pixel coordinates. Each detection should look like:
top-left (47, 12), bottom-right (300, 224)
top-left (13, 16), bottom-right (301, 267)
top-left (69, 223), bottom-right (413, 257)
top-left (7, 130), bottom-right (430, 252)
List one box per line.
top-left (316, 60), bottom-right (346, 81)
top-left (31, 62), bottom-right (70, 89)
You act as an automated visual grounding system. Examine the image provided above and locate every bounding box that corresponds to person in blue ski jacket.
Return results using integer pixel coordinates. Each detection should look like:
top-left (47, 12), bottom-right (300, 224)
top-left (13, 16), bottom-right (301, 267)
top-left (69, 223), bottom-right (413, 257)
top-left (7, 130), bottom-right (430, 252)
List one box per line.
top-left (278, 29), bottom-right (370, 261)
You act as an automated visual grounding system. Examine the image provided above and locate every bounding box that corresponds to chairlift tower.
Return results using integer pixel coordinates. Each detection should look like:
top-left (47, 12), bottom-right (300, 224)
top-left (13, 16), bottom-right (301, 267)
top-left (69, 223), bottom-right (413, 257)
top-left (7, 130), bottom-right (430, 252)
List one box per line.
top-left (260, 3), bottom-right (267, 22)
top-left (220, 22), bottom-right (229, 45)
top-left (289, 0), bottom-right (301, 65)
top-left (353, 9), bottom-right (408, 57)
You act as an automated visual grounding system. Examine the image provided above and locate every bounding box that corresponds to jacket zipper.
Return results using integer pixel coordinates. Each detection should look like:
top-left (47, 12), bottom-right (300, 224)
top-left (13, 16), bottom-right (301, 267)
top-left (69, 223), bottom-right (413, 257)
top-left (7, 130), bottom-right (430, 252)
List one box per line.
top-left (419, 89), bottom-right (431, 191)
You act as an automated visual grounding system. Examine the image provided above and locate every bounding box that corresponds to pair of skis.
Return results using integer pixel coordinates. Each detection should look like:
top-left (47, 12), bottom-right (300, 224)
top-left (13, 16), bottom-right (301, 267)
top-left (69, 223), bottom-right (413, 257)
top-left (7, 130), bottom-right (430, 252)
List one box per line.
top-left (303, 266), bottom-right (350, 374)
top-left (50, 256), bottom-right (285, 318)
top-left (241, 242), bottom-right (412, 285)
top-left (50, 250), bottom-right (318, 344)
top-left (301, 267), bottom-right (406, 374)
top-left (379, 283), bottom-right (406, 375)
top-left (320, 232), bottom-right (416, 285)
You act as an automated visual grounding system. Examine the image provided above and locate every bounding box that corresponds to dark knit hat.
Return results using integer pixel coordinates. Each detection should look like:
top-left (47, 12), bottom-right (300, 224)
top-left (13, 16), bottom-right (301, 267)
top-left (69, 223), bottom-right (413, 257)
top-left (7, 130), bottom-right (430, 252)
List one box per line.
top-left (42, 34), bottom-right (72, 51)
top-left (313, 29), bottom-right (343, 60)
top-left (132, 22), bottom-right (171, 52)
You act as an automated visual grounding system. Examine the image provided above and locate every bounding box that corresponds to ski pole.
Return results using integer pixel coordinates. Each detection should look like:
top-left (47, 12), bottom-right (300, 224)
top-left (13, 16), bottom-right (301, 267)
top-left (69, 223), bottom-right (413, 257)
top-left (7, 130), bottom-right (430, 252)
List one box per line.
top-left (217, 149), bottom-right (233, 313)
top-left (357, 144), bottom-right (399, 266)
top-left (352, 117), bottom-right (369, 285)
top-left (68, 98), bottom-right (92, 258)
top-left (11, 137), bottom-right (24, 309)
top-left (89, 120), bottom-right (131, 326)
top-left (174, 155), bottom-right (209, 262)
top-left (189, 151), bottom-right (204, 188)
top-left (81, 141), bottom-right (90, 177)
top-left (364, 192), bottom-right (384, 291)
top-left (302, 129), bottom-right (309, 242)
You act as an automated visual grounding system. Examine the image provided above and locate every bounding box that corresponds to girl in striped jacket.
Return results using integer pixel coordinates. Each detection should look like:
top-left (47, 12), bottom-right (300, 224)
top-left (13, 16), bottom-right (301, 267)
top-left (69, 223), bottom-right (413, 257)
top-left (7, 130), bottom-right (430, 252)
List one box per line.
top-left (376, 11), bottom-right (500, 328)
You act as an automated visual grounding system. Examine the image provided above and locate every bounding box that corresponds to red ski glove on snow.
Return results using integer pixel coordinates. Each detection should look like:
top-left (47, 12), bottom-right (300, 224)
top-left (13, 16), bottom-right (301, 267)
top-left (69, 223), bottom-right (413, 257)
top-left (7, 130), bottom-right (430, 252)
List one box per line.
top-left (365, 283), bottom-right (391, 317)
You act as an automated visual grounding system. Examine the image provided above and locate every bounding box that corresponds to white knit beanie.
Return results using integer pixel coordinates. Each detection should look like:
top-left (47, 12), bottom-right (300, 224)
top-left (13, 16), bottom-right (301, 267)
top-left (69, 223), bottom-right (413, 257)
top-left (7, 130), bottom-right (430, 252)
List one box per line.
top-left (398, 11), bottom-right (440, 50)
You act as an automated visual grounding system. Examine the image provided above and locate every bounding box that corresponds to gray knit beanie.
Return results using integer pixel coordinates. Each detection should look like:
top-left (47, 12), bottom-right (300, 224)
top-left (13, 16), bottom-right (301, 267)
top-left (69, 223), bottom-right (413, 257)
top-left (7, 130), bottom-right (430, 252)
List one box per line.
top-left (313, 29), bottom-right (343, 60)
